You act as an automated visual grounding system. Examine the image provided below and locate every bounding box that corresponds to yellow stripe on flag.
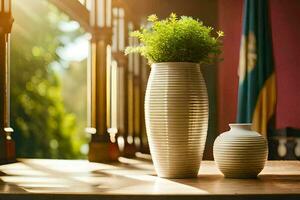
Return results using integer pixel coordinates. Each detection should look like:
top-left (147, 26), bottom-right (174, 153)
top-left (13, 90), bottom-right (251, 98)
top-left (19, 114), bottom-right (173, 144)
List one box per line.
top-left (252, 73), bottom-right (276, 136)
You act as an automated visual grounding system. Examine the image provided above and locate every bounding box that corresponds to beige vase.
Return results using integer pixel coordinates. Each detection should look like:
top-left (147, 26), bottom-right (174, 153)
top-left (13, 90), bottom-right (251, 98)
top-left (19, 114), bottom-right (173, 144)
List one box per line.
top-left (145, 62), bottom-right (209, 178)
top-left (213, 123), bottom-right (268, 178)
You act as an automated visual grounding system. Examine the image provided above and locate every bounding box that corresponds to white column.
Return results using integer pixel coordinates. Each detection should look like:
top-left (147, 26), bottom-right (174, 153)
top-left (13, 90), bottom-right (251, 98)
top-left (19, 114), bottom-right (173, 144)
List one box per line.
top-left (118, 8), bottom-right (125, 51)
top-left (111, 60), bottom-right (118, 129)
top-left (97, 0), bottom-right (105, 27)
top-left (89, 0), bottom-right (95, 26)
top-left (106, 0), bottom-right (111, 27)
top-left (112, 8), bottom-right (118, 52)
top-left (4, 0), bottom-right (11, 13)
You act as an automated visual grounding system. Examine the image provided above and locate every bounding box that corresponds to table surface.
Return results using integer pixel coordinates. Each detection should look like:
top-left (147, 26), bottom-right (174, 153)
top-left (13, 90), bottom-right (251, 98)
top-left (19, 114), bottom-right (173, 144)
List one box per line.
top-left (0, 157), bottom-right (299, 200)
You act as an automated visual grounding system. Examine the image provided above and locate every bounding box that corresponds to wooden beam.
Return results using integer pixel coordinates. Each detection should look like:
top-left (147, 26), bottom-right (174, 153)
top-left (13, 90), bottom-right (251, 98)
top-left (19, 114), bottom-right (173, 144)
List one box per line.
top-left (0, 13), bottom-right (15, 164)
top-left (48, 0), bottom-right (91, 32)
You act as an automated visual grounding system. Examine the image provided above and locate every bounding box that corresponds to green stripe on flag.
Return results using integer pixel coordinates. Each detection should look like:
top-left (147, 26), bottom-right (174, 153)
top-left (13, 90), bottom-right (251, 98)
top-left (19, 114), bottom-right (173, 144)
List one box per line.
top-left (237, 0), bottom-right (276, 136)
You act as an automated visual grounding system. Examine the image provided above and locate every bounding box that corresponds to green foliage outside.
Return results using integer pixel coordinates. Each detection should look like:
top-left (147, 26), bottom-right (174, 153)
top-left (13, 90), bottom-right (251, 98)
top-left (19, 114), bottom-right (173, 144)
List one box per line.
top-left (11, 0), bottom-right (88, 158)
top-left (126, 13), bottom-right (224, 64)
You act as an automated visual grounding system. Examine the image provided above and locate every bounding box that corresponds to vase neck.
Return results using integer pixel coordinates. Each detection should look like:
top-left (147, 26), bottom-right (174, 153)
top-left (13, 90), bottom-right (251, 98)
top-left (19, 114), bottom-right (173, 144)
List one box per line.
top-left (229, 123), bottom-right (252, 131)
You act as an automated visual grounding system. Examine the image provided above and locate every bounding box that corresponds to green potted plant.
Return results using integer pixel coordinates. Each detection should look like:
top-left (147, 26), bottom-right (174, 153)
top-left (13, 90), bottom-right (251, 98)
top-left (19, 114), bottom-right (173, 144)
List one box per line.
top-left (126, 13), bottom-right (223, 178)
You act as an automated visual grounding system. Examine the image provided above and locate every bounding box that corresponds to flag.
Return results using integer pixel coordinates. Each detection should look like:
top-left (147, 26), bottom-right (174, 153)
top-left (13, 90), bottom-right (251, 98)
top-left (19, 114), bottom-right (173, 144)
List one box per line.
top-left (237, 0), bottom-right (276, 137)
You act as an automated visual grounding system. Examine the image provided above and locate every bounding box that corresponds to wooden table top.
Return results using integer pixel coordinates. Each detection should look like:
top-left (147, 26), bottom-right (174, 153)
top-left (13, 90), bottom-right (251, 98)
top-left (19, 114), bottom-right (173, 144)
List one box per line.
top-left (0, 157), bottom-right (299, 200)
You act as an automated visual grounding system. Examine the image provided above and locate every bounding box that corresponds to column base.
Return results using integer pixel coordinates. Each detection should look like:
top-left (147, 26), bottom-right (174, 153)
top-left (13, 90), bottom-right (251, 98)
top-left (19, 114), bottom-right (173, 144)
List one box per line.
top-left (0, 159), bottom-right (15, 165)
top-left (139, 145), bottom-right (150, 154)
top-left (122, 142), bottom-right (136, 158)
top-left (0, 128), bottom-right (16, 165)
top-left (88, 141), bottom-right (120, 163)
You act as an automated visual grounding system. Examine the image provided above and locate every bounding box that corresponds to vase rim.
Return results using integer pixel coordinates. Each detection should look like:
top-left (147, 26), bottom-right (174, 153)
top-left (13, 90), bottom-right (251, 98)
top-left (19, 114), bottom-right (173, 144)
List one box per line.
top-left (151, 62), bottom-right (200, 67)
top-left (229, 123), bottom-right (252, 126)
top-left (229, 123), bottom-right (252, 130)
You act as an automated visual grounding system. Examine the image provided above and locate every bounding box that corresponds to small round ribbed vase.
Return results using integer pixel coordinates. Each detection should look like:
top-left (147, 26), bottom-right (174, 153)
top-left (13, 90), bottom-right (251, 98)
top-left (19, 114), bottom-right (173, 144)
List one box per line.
top-left (145, 62), bottom-right (208, 178)
top-left (213, 123), bottom-right (268, 178)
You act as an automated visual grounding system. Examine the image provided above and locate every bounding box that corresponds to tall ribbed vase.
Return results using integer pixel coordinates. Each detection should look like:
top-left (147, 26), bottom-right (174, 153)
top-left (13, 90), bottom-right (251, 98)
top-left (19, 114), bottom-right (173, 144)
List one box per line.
top-left (145, 62), bottom-right (208, 178)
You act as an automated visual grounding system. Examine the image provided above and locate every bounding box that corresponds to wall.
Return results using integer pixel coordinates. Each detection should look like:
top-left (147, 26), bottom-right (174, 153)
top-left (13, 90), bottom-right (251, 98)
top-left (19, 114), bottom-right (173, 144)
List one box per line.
top-left (218, 0), bottom-right (300, 133)
top-left (271, 0), bottom-right (300, 129)
top-left (217, 0), bottom-right (243, 133)
top-left (125, 0), bottom-right (218, 26)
